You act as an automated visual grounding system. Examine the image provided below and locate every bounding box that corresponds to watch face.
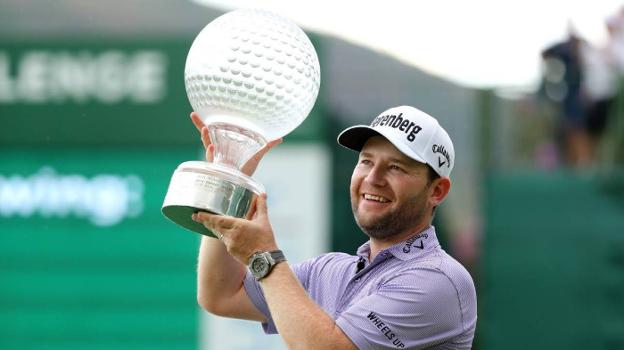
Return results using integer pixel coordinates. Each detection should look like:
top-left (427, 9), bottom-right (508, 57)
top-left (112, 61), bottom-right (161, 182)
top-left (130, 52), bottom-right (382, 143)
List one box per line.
top-left (251, 256), bottom-right (269, 277)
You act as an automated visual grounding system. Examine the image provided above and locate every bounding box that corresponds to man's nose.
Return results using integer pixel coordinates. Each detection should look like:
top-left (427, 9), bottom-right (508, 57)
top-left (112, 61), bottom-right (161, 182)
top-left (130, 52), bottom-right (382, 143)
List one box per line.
top-left (364, 166), bottom-right (387, 186)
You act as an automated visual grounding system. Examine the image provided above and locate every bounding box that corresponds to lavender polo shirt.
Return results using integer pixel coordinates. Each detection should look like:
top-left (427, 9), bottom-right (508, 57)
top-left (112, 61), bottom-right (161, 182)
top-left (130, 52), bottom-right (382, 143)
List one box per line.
top-left (243, 226), bottom-right (477, 350)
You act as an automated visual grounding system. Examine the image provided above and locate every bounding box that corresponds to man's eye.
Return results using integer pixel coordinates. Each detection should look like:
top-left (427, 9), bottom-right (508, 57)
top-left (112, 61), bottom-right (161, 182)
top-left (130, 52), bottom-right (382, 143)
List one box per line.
top-left (359, 159), bottom-right (372, 165)
top-left (390, 165), bottom-right (403, 172)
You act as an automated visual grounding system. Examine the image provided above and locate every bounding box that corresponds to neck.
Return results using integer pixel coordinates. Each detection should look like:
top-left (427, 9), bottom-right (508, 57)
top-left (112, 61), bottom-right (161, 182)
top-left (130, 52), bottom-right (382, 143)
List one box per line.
top-left (368, 222), bottom-right (431, 261)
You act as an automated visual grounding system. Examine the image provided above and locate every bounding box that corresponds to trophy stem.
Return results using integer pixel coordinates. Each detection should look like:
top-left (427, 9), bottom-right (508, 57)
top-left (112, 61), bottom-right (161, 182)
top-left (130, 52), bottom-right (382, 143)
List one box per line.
top-left (208, 123), bottom-right (267, 170)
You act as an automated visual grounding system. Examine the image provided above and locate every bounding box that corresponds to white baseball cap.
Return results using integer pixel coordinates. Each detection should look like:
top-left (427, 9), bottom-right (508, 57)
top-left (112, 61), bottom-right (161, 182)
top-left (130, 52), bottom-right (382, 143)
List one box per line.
top-left (337, 105), bottom-right (455, 177)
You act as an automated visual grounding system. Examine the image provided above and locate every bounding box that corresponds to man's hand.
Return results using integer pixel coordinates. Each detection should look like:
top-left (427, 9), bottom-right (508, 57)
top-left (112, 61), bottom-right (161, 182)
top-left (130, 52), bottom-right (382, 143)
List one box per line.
top-left (190, 112), bottom-right (282, 176)
top-left (192, 193), bottom-right (278, 264)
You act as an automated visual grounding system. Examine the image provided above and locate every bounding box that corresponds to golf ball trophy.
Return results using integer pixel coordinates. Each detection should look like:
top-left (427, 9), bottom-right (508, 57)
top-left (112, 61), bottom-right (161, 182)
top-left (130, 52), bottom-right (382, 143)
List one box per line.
top-left (162, 9), bottom-right (321, 236)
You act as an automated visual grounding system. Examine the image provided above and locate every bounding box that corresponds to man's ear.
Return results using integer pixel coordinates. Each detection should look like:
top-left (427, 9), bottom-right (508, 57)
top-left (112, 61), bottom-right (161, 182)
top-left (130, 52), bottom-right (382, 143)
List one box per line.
top-left (430, 177), bottom-right (451, 207)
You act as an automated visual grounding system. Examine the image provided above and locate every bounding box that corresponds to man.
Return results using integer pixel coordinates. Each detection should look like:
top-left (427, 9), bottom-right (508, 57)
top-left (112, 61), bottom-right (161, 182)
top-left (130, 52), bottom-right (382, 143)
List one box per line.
top-left (191, 105), bottom-right (477, 349)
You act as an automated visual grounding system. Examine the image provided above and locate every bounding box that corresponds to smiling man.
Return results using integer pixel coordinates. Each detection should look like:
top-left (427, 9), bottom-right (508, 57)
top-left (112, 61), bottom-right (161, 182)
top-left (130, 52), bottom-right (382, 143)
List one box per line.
top-left (192, 105), bottom-right (477, 350)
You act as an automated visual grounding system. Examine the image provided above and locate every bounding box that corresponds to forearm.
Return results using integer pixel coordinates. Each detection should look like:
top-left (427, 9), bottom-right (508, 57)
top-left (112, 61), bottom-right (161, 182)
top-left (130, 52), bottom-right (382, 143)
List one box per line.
top-left (260, 263), bottom-right (355, 350)
top-left (197, 236), bottom-right (247, 312)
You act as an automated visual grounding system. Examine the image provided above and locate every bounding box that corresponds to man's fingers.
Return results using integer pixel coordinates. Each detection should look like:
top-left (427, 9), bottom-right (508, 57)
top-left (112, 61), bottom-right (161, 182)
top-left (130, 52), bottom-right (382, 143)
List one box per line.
top-left (245, 196), bottom-right (259, 220)
top-left (191, 112), bottom-right (214, 162)
top-left (190, 112), bottom-right (204, 132)
top-left (249, 138), bottom-right (282, 163)
top-left (257, 138), bottom-right (282, 158)
top-left (194, 212), bottom-right (239, 232)
top-left (206, 144), bottom-right (215, 162)
top-left (201, 126), bottom-right (213, 150)
top-left (255, 193), bottom-right (269, 219)
top-left (267, 138), bottom-right (283, 148)
top-left (240, 138), bottom-right (283, 176)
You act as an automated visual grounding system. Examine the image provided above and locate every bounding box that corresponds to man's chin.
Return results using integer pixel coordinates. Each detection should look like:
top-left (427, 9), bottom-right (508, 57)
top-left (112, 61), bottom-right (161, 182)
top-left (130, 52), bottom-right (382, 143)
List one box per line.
top-left (355, 217), bottom-right (396, 240)
top-left (360, 226), bottom-right (398, 240)
top-left (354, 213), bottom-right (383, 230)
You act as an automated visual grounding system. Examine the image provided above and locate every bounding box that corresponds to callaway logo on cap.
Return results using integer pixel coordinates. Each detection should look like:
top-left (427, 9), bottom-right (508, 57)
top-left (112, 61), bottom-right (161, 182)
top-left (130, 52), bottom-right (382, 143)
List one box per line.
top-left (337, 105), bottom-right (455, 177)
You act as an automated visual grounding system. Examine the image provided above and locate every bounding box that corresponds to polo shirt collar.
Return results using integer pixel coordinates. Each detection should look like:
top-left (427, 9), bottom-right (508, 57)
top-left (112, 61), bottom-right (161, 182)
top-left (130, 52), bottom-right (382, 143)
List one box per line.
top-left (356, 226), bottom-right (440, 262)
top-left (389, 226), bottom-right (439, 261)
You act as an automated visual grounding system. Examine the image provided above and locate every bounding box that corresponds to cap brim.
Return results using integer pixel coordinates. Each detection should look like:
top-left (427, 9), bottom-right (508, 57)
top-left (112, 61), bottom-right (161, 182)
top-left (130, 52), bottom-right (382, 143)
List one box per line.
top-left (337, 125), bottom-right (381, 152)
top-left (337, 125), bottom-right (427, 165)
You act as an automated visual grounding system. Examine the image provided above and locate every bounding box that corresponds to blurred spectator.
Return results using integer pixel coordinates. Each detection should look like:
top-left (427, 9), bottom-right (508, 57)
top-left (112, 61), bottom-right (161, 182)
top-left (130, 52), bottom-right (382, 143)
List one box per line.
top-left (603, 8), bottom-right (624, 167)
top-left (605, 7), bottom-right (624, 73)
top-left (581, 20), bottom-right (619, 162)
top-left (541, 28), bottom-right (592, 168)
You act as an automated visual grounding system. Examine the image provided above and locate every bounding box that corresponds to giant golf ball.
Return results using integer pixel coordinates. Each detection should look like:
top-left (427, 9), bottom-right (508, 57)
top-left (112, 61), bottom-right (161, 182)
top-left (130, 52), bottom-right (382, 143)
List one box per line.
top-left (184, 9), bottom-right (321, 141)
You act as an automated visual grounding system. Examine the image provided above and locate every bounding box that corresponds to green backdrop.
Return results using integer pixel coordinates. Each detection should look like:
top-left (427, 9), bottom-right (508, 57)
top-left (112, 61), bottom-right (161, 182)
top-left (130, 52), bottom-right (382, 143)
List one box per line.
top-left (483, 172), bottom-right (624, 350)
top-left (0, 148), bottom-right (201, 350)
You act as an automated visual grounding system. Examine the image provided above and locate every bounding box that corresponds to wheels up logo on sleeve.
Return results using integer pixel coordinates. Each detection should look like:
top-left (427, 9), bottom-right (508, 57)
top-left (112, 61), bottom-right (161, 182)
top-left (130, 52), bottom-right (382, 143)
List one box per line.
top-left (366, 312), bottom-right (405, 348)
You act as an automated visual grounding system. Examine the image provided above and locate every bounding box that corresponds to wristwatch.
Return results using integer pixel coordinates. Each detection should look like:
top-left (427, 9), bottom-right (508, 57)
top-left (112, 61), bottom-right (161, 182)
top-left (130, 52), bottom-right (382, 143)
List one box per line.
top-left (248, 250), bottom-right (286, 280)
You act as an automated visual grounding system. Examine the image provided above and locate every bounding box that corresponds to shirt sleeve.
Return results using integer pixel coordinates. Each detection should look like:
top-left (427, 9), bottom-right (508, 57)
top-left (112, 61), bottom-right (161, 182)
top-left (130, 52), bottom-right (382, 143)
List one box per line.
top-left (335, 267), bottom-right (466, 350)
top-left (242, 257), bottom-right (317, 334)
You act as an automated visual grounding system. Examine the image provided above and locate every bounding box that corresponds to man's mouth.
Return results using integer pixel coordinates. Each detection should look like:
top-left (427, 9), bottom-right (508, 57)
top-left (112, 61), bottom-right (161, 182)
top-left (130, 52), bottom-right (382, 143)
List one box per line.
top-left (363, 193), bottom-right (390, 203)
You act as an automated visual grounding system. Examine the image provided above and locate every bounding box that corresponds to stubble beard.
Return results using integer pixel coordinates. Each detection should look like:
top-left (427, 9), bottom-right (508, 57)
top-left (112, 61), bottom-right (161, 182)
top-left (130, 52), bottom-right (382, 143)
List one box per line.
top-left (351, 187), bottom-right (429, 240)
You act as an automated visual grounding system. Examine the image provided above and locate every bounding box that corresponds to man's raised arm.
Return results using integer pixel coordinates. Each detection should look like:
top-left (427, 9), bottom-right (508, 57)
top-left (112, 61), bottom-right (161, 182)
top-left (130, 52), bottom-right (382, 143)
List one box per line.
top-left (190, 111), bottom-right (279, 321)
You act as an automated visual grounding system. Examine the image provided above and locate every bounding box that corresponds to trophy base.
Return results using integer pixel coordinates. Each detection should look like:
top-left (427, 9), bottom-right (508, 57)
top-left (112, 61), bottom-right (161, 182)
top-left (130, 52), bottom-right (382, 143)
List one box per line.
top-left (161, 161), bottom-right (264, 237)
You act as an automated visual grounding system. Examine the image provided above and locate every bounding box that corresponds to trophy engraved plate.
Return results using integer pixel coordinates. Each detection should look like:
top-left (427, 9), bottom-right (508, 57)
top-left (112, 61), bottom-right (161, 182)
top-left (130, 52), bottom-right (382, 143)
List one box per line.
top-left (162, 9), bottom-right (321, 237)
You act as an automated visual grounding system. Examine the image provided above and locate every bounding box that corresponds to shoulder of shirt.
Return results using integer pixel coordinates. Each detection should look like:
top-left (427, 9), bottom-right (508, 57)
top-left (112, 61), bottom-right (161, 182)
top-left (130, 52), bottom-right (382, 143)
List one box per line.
top-left (312, 251), bottom-right (354, 263)
top-left (302, 252), bottom-right (354, 265)
top-left (292, 252), bottom-right (355, 285)
top-left (396, 249), bottom-right (474, 286)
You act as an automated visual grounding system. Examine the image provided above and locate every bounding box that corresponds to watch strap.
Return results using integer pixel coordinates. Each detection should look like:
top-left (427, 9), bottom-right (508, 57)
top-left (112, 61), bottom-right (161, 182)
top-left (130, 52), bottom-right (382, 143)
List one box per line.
top-left (268, 250), bottom-right (286, 264)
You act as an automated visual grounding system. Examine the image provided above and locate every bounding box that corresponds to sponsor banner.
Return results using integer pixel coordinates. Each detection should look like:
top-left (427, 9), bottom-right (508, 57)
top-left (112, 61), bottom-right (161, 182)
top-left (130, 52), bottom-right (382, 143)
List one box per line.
top-left (0, 42), bottom-right (324, 146)
top-left (0, 147), bottom-right (194, 230)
